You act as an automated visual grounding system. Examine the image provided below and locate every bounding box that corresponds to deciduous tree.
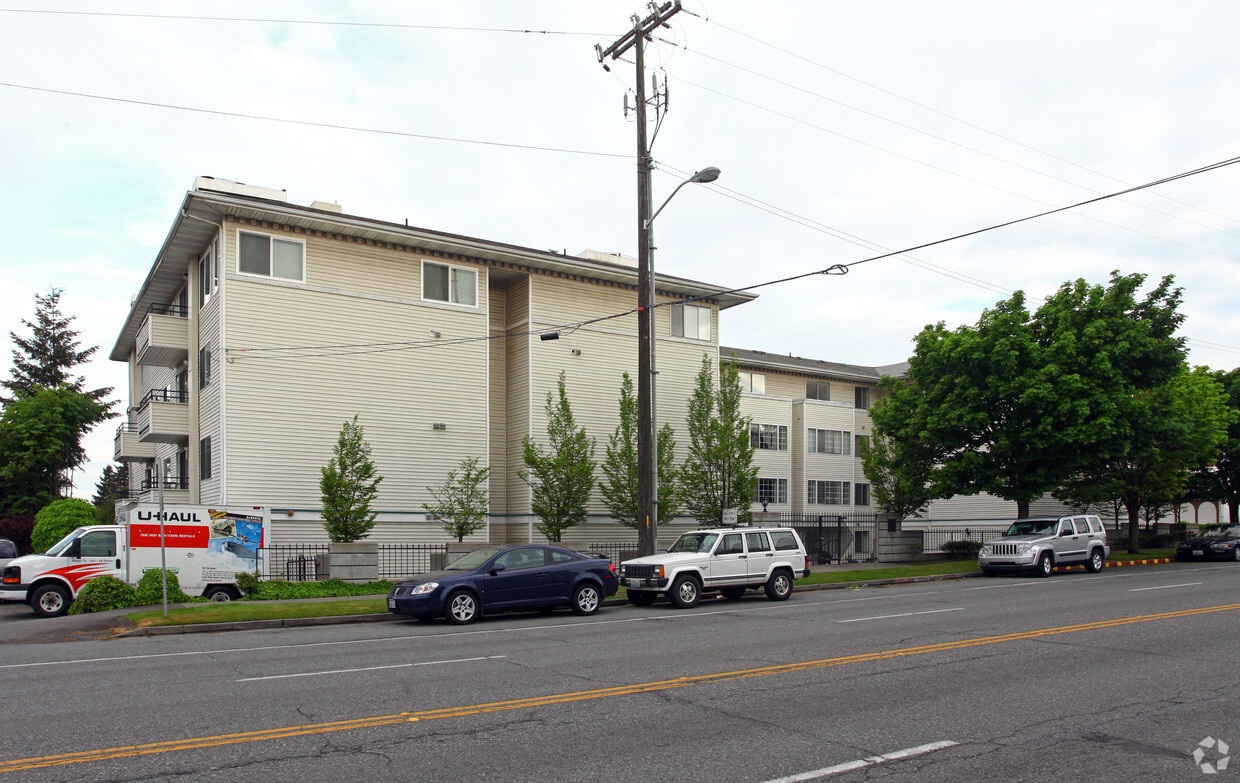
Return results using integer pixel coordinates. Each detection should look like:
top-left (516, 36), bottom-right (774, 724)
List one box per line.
top-left (424, 456), bottom-right (491, 542)
top-left (0, 387), bottom-right (104, 516)
top-left (680, 355), bottom-right (757, 525)
top-left (521, 372), bottom-right (596, 543)
top-left (319, 415), bottom-right (383, 543)
top-left (599, 372), bottom-right (679, 529)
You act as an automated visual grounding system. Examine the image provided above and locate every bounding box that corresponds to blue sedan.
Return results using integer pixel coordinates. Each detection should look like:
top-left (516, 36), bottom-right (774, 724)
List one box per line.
top-left (387, 544), bottom-right (619, 624)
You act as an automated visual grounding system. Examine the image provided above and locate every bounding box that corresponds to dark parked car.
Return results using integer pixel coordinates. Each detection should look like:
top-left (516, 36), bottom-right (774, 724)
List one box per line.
top-left (1177, 525), bottom-right (1240, 561)
top-left (387, 544), bottom-right (619, 624)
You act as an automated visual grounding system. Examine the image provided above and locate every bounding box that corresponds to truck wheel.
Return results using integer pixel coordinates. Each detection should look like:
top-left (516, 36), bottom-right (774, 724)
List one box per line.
top-left (720, 586), bottom-right (745, 600)
top-left (627, 590), bottom-right (656, 606)
top-left (1035, 552), bottom-right (1053, 578)
top-left (668, 575), bottom-right (700, 609)
top-left (1085, 549), bottom-right (1105, 573)
top-left (204, 585), bottom-right (238, 602)
top-left (764, 570), bottom-right (793, 601)
top-left (31, 584), bottom-right (71, 618)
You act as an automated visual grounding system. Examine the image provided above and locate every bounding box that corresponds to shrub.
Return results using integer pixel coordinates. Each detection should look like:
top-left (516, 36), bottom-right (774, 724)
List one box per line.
top-left (235, 570), bottom-right (262, 596)
top-left (134, 569), bottom-right (194, 605)
top-left (941, 540), bottom-right (984, 559)
top-left (243, 578), bottom-right (394, 601)
top-left (68, 576), bottom-right (137, 615)
top-left (31, 498), bottom-right (97, 553)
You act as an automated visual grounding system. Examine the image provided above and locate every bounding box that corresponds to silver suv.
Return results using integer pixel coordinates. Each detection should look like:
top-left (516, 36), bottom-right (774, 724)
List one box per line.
top-left (619, 527), bottom-right (810, 609)
top-left (978, 514), bottom-right (1109, 577)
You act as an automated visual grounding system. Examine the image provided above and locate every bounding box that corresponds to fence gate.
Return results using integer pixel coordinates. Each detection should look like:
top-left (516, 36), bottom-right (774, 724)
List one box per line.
top-left (779, 513), bottom-right (879, 564)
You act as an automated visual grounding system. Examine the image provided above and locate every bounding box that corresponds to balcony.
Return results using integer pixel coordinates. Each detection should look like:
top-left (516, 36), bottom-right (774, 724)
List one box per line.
top-left (139, 476), bottom-right (189, 504)
top-left (136, 304), bottom-right (189, 367)
top-left (114, 422), bottom-right (156, 462)
top-left (136, 388), bottom-right (189, 444)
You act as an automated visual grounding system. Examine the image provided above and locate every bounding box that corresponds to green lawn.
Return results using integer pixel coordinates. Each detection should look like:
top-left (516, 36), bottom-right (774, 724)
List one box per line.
top-left (1108, 547), bottom-right (1175, 561)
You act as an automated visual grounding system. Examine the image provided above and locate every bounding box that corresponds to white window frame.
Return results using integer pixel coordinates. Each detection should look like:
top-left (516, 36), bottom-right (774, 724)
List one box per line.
top-left (671, 304), bottom-right (711, 341)
top-left (756, 478), bottom-right (788, 505)
top-left (199, 238), bottom-right (219, 306)
top-left (199, 345), bottom-right (212, 389)
top-left (738, 371), bottom-right (765, 394)
top-left (807, 428), bottom-right (850, 455)
top-left (808, 480), bottom-right (850, 505)
top-left (237, 230), bottom-right (305, 283)
top-left (750, 423), bottom-right (788, 451)
top-left (421, 260), bottom-right (478, 307)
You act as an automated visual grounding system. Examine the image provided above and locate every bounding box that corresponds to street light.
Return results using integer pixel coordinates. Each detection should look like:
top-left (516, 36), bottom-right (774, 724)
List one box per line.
top-left (636, 166), bottom-right (720, 557)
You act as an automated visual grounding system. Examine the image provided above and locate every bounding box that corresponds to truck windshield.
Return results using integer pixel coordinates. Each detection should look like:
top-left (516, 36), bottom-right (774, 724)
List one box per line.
top-left (667, 533), bottom-right (719, 554)
top-left (44, 528), bottom-right (86, 556)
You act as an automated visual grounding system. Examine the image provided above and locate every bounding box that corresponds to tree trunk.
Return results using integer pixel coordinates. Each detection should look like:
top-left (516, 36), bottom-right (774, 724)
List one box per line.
top-left (1016, 500), bottom-right (1030, 518)
top-left (1231, 500), bottom-right (1239, 525)
top-left (1125, 499), bottom-right (1141, 554)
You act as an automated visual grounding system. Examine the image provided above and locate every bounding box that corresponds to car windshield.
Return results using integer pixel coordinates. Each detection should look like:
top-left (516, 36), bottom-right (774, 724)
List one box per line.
top-left (667, 533), bottom-right (719, 554)
top-left (1005, 520), bottom-right (1057, 537)
top-left (44, 528), bottom-right (85, 556)
top-left (1199, 525), bottom-right (1240, 538)
top-left (445, 545), bottom-right (505, 571)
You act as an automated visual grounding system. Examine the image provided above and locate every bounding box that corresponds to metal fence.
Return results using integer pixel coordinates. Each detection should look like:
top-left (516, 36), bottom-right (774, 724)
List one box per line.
top-left (256, 543), bottom-right (448, 582)
top-left (920, 528), bottom-right (1005, 554)
top-left (584, 541), bottom-right (641, 564)
top-left (780, 513), bottom-right (880, 564)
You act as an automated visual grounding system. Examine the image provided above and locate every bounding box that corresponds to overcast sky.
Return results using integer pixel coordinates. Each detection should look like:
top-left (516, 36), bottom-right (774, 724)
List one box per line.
top-left (3, 1), bottom-right (1240, 499)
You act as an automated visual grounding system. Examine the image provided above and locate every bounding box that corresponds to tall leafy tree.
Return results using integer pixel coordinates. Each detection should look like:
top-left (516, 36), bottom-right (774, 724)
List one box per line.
top-left (91, 463), bottom-right (130, 523)
top-left (857, 429), bottom-right (935, 522)
top-left (3, 288), bottom-right (113, 406)
top-left (598, 372), bottom-right (679, 529)
top-left (0, 387), bottom-right (104, 516)
top-left (319, 415), bottom-right (384, 543)
top-left (1183, 367), bottom-right (1240, 524)
top-left (521, 372), bottom-right (596, 543)
top-left (424, 456), bottom-right (491, 542)
top-left (680, 355), bottom-right (757, 525)
top-left (877, 272), bottom-right (1186, 518)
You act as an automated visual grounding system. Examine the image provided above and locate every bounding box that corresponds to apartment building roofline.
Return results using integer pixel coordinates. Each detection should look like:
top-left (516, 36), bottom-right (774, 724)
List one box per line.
top-left (111, 177), bottom-right (757, 361)
top-left (722, 345), bottom-right (909, 383)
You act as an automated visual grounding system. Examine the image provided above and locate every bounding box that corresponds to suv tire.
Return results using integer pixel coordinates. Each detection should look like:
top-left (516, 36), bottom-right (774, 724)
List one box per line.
top-left (764, 569), bottom-right (793, 601)
top-left (1086, 549), bottom-right (1105, 573)
top-left (669, 575), bottom-right (701, 609)
top-left (1034, 552), bottom-right (1053, 578)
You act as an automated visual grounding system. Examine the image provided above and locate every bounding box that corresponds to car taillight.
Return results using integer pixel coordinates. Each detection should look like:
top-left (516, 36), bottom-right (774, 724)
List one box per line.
top-left (804, 556), bottom-right (809, 571)
top-left (608, 561), bottom-right (615, 574)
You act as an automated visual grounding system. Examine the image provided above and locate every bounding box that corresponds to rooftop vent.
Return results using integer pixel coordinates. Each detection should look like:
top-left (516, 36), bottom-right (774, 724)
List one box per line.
top-left (310, 200), bottom-right (343, 213)
top-left (192, 176), bottom-right (288, 202)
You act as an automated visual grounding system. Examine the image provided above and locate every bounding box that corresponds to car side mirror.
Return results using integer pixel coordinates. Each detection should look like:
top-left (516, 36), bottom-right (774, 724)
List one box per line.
top-left (67, 540), bottom-right (81, 559)
top-left (488, 563), bottom-right (506, 575)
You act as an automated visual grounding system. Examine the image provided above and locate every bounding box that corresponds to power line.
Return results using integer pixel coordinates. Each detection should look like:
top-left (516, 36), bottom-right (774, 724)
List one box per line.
top-left (0, 8), bottom-right (604, 36)
top-left (0, 81), bottom-right (630, 160)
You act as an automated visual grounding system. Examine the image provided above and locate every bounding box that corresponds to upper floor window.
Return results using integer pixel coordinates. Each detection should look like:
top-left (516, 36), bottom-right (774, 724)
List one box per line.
top-left (200, 436), bottom-right (213, 480)
top-left (808, 480), bottom-right (850, 505)
top-left (239, 231), bottom-right (304, 282)
top-left (808, 428), bottom-right (850, 455)
top-left (854, 386), bottom-right (871, 410)
top-left (855, 434), bottom-right (870, 456)
top-left (855, 483), bottom-right (870, 506)
top-left (199, 238), bottom-right (219, 305)
top-left (737, 371), bottom-right (765, 394)
top-left (750, 423), bottom-right (788, 450)
top-left (423, 261), bottom-right (477, 306)
top-left (670, 304), bottom-right (711, 341)
top-left (198, 345), bottom-right (212, 388)
top-left (756, 478), bottom-right (788, 505)
top-left (806, 381), bottom-right (830, 401)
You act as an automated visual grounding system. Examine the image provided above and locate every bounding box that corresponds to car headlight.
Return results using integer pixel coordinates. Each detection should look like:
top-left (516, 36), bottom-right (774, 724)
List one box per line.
top-left (618, 565), bottom-right (626, 577)
top-left (978, 545), bottom-right (993, 557)
top-left (410, 582), bottom-right (439, 595)
top-left (1015, 543), bottom-right (1032, 555)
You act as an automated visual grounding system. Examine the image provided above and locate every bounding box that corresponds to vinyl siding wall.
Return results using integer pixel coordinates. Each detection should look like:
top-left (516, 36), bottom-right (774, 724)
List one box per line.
top-left (743, 394), bottom-right (793, 513)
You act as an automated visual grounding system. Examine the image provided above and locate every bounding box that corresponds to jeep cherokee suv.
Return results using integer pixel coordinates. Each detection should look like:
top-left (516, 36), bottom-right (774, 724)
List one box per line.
top-left (977, 514), bottom-right (1109, 577)
top-left (619, 527), bottom-right (810, 609)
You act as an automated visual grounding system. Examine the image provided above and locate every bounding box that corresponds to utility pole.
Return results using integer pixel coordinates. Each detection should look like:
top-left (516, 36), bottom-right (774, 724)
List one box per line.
top-left (598, 1), bottom-right (682, 558)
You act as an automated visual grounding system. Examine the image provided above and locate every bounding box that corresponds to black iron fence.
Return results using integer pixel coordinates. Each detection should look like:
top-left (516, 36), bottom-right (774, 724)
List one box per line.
top-left (256, 543), bottom-right (449, 582)
top-left (379, 544), bottom-right (448, 578)
top-left (921, 528), bottom-right (1004, 554)
top-left (780, 513), bottom-right (880, 564)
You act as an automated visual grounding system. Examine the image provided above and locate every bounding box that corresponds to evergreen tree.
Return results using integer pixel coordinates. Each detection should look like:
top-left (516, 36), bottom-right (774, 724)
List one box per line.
top-left (3, 287), bottom-right (113, 406)
top-left (521, 372), bottom-right (596, 543)
top-left (92, 463), bottom-right (130, 522)
top-left (680, 355), bottom-right (757, 525)
top-left (599, 372), bottom-right (679, 529)
top-left (319, 415), bottom-right (384, 543)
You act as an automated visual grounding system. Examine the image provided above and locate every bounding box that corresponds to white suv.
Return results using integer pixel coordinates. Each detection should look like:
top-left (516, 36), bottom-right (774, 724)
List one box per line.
top-left (978, 515), bottom-right (1109, 577)
top-left (619, 527), bottom-right (811, 609)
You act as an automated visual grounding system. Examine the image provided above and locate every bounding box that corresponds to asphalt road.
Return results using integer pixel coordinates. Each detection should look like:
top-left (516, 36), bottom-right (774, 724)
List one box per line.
top-left (1, 562), bottom-right (1237, 782)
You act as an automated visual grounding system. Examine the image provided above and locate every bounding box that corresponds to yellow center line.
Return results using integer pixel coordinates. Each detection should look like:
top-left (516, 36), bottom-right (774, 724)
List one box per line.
top-left (4, 602), bottom-right (1236, 773)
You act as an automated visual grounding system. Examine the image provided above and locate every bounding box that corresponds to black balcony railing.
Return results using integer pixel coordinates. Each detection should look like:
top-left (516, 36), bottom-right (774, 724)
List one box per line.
top-left (147, 302), bottom-right (188, 318)
top-left (139, 388), bottom-right (188, 406)
top-left (140, 477), bottom-right (189, 492)
top-left (115, 422), bottom-right (140, 437)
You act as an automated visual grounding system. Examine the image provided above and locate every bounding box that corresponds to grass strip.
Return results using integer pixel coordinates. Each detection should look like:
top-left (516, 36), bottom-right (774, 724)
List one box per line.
top-left (126, 598), bottom-right (388, 628)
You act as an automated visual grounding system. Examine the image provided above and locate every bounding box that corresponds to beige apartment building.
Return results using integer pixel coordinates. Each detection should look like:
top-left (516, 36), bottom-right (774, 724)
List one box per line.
top-left (111, 177), bottom-right (1024, 547)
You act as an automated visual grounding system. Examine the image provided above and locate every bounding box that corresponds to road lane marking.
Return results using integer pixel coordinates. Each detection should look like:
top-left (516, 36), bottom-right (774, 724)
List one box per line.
top-left (2, 602), bottom-right (1237, 774)
top-left (1130, 582), bottom-right (1202, 592)
top-left (762, 740), bottom-right (960, 782)
top-left (838, 608), bottom-right (964, 623)
top-left (236, 655), bottom-right (505, 682)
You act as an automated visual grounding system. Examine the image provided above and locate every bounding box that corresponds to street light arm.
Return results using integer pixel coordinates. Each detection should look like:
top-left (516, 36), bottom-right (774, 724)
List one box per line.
top-left (644, 167), bottom-right (721, 228)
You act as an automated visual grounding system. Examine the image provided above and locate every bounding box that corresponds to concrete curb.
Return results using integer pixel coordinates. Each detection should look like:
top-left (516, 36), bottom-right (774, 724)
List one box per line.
top-left (116, 557), bottom-right (1179, 637)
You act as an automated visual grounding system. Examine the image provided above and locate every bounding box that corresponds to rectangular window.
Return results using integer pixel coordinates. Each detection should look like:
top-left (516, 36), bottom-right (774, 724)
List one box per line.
top-left (670, 304), bottom-right (711, 340)
top-left (807, 480), bottom-right (850, 505)
top-left (199, 239), bottom-right (218, 306)
top-left (756, 478), bottom-right (788, 505)
top-left (855, 483), bottom-right (870, 506)
top-left (200, 436), bottom-right (212, 480)
top-left (198, 345), bottom-right (212, 389)
top-left (737, 372), bottom-right (765, 394)
top-left (239, 231), bottom-right (304, 281)
top-left (750, 423), bottom-right (788, 450)
top-left (854, 386), bottom-right (871, 410)
top-left (806, 381), bottom-right (830, 401)
top-left (807, 428), bottom-right (850, 455)
top-left (422, 261), bottom-right (477, 305)
top-left (855, 434), bottom-right (870, 456)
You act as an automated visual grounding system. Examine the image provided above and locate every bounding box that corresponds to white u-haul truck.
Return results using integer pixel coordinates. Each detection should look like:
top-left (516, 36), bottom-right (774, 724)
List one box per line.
top-left (0, 505), bottom-right (270, 617)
